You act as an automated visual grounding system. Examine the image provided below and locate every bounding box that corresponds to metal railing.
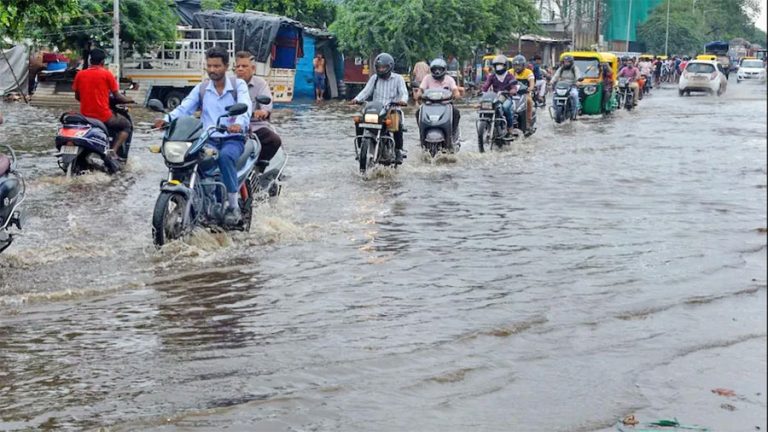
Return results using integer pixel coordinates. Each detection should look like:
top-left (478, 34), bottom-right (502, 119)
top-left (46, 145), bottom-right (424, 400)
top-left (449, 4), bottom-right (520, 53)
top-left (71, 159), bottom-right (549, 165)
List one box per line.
top-left (122, 28), bottom-right (235, 72)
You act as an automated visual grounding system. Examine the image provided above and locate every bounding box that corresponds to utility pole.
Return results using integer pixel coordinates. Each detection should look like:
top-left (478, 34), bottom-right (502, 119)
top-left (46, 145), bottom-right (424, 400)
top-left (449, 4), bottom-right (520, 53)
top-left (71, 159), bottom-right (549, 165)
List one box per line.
top-left (571, 0), bottom-right (577, 50)
top-left (113, 0), bottom-right (120, 80)
top-left (664, 0), bottom-right (671, 56)
top-left (595, 0), bottom-right (601, 50)
top-left (625, 0), bottom-right (633, 52)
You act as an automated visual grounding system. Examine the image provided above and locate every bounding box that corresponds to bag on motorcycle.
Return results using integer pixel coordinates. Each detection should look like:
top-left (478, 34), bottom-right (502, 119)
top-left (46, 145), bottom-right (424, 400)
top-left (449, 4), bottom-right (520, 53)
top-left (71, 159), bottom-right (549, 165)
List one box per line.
top-left (387, 109), bottom-right (401, 132)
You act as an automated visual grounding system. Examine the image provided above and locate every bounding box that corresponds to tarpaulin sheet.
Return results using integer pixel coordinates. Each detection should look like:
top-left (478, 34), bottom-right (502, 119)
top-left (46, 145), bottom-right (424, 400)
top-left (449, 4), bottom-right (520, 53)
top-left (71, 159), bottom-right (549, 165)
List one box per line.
top-left (174, 0), bottom-right (201, 26)
top-left (0, 45), bottom-right (29, 96)
top-left (192, 11), bottom-right (303, 63)
top-left (603, 0), bottom-right (663, 42)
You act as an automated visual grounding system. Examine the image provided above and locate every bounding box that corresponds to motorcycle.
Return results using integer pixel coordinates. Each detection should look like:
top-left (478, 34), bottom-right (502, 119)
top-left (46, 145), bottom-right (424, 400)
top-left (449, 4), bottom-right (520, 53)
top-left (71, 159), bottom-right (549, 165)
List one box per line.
top-left (418, 88), bottom-right (460, 157)
top-left (641, 74), bottom-right (651, 96)
top-left (54, 100), bottom-right (133, 176)
top-left (617, 77), bottom-right (635, 111)
top-left (147, 96), bottom-right (286, 247)
top-left (476, 90), bottom-right (519, 153)
top-left (551, 81), bottom-right (579, 124)
top-left (0, 145), bottom-right (26, 254)
top-left (353, 101), bottom-right (404, 173)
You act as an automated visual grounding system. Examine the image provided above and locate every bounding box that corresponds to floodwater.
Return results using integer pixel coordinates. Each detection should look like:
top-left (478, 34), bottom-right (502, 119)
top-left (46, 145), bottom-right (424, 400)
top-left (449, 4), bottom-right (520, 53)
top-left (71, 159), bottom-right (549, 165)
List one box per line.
top-left (0, 80), bottom-right (765, 431)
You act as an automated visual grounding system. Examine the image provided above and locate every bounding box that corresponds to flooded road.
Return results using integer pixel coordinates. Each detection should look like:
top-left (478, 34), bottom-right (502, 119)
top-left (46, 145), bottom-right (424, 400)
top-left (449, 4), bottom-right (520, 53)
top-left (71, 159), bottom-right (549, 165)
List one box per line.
top-left (1, 80), bottom-right (766, 431)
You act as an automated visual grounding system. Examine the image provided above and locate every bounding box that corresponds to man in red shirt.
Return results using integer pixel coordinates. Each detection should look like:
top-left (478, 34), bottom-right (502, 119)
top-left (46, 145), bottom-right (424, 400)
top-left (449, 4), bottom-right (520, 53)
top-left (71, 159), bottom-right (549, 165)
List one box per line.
top-left (72, 48), bottom-right (133, 159)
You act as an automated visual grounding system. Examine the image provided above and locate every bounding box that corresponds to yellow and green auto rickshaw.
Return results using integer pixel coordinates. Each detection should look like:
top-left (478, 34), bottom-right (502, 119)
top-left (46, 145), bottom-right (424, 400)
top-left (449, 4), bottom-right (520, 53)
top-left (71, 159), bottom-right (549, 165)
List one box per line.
top-left (559, 51), bottom-right (616, 115)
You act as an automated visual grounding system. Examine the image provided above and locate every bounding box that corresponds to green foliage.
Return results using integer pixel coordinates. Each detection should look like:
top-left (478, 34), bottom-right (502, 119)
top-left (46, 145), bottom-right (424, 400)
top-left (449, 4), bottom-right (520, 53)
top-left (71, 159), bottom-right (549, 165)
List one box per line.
top-left (330, 0), bottom-right (540, 66)
top-left (234, 0), bottom-right (338, 27)
top-left (24, 0), bottom-right (177, 54)
top-left (637, 0), bottom-right (766, 54)
top-left (0, 0), bottom-right (79, 40)
top-left (202, 0), bottom-right (224, 10)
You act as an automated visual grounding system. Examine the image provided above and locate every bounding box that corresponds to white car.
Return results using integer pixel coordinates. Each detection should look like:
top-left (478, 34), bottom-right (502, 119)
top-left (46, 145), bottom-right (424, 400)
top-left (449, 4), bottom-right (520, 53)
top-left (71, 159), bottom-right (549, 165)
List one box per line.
top-left (678, 60), bottom-right (727, 96)
top-left (736, 59), bottom-right (766, 83)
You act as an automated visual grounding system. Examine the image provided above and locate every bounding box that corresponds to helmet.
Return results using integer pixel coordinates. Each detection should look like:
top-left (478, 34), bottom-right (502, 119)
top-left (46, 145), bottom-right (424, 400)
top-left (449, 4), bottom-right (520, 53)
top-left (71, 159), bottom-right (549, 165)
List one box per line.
top-left (511, 55), bottom-right (526, 71)
top-left (374, 53), bottom-right (395, 79)
top-left (429, 58), bottom-right (447, 80)
top-left (562, 54), bottom-right (574, 69)
top-left (492, 54), bottom-right (508, 75)
top-left (621, 55), bottom-right (631, 62)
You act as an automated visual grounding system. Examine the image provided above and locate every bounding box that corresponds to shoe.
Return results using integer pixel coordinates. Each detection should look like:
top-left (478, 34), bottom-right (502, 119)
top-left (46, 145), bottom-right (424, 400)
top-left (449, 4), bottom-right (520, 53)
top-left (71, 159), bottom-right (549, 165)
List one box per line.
top-left (395, 149), bottom-right (404, 164)
top-left (223, 206), bottom-right (242, 226)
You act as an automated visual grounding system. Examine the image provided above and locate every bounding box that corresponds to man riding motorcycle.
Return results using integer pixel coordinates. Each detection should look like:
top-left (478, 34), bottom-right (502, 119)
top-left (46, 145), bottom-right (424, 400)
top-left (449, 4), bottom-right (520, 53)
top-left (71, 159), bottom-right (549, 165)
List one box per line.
top-left (532, 54), bottom-right (547, 106)
top-left (617, 56), bottom-right (641, 106)
top-left (153, 47), bottom-right (252, 226)
top-left (233, 51), bottom-right (281, 163)
top-left (637, 57), bottom-right (653, 90)
top-left (511, 55), bottom-right (535, 134)
top-left (480, 54), bottom-right (519, 136)
top-left (350, 53), bottom-right (409, 164)
top-left (550, 55), bottom-right (582, 113)
top-left (72, 48), bottom-right (134, 162)
top-left (414, 58), bottom-right (461, 136)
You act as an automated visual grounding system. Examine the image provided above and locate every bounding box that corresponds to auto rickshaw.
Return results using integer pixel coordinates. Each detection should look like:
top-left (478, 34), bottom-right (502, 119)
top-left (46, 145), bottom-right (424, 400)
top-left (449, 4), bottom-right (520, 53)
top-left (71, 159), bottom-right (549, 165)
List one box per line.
top-left (696, 54), bottom-right (717, 61)
top-left (559, 51), bottom-right (616, 116)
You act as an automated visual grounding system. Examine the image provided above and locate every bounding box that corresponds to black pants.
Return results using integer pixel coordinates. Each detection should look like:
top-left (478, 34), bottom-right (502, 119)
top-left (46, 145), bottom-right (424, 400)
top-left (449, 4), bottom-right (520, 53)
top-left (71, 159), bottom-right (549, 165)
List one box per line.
top-left (253, 127), bottom-right (282, 161)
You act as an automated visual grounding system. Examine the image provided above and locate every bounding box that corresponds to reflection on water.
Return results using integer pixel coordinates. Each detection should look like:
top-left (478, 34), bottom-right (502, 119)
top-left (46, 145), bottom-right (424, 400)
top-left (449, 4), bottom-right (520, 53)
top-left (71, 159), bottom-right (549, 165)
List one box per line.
top-left (0, 84), bottom-right (766, 431)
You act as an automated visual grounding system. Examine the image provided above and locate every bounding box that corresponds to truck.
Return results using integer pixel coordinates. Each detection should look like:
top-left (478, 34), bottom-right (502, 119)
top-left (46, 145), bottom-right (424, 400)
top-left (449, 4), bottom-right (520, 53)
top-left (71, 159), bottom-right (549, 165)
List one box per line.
top-left (704, 41), bottom-right (732, 77)
top-left (122, 25), bottom-right (299, 108)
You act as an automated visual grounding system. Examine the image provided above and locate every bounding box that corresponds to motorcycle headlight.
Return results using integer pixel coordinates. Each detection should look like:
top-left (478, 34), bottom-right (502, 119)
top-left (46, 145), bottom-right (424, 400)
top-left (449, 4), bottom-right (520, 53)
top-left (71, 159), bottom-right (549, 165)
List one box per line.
top-left (584, 85), bottom-right (597, 95)
top-left (162, 141), bottom-right (192, 164)
top-left (480, 101), bottom-right (493, 110)
top-left (364, 113), bottom-right (379, 123)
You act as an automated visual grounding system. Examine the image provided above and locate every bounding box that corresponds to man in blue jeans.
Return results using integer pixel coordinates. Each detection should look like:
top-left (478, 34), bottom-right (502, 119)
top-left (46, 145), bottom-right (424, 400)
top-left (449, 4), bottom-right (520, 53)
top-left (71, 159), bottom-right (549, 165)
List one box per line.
top-left (154, 47), bottom-right (252, 225)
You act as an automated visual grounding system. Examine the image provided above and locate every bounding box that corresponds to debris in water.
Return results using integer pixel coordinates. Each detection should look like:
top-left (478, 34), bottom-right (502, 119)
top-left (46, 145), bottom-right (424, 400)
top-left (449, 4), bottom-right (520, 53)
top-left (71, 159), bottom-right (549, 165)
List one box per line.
top-left (711, 388), bottom-right (736, 397)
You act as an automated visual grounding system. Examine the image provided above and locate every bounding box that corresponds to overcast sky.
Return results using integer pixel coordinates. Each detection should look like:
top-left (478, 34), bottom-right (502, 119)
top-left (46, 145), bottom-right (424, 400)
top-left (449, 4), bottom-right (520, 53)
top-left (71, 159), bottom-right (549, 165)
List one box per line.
top-left (759, 0), bottom-right (767, 31)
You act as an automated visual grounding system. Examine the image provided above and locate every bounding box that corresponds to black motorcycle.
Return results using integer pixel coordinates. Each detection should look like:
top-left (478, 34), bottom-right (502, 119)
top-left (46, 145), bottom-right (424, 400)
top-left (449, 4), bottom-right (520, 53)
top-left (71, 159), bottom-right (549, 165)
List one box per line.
top-left (54, 101), bottom-right (133, 176)
top-left (147, 97), bottom-right (284, 247)
top-left (418, 88), bottom-right (460, 157)
top-left (476, 90), bottom-right (519, 153)
top-left (551, 82), bottom-right (579, 124)
top-left (617, 77), bottom-right (634, 111)
top-left (0, 145), bottom-right (25, 254)
top-left (354, 101), bottom-right (404, 173)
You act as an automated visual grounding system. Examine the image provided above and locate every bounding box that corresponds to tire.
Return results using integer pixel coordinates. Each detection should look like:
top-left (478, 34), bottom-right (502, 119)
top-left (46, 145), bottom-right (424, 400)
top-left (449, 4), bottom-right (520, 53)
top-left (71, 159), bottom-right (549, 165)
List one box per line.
top-left (359, 137), bottom-right (372, 173)
top-left (65, 159), bottom-right (75, 178)
top-left (678, 89), bottom-right (684, 96)
top-left (554, 105), bottom-right (565, 124)
top-left (428, 143), bottom-right (439, 158)
top-left (164, 91), bottom-right (186, 110)
top-left (152, 192), bottom-right (188, 247)
top-left (625, 96), bottom-right (633, 111)
top-left (241, 197), bottom-right (253, 232)
top-left (477, 121), bottom-right (487, 153)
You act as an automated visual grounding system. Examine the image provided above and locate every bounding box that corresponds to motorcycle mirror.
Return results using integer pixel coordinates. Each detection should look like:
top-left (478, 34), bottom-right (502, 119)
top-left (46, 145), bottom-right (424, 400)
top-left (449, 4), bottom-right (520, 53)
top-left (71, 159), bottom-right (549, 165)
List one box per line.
top-left (147, 99), bottom-right (166, 113)
top-left (577, 77), bottom-right (585, 82)
top-left (255, 96), bottom-right (272, 106)
top-left (225, 103), bottom-right (248, 116)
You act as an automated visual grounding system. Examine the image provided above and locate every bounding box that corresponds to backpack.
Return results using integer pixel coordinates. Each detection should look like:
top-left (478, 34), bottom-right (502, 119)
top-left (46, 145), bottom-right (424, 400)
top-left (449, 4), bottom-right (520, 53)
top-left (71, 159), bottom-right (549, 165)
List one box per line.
top-left (198, 76), bottom-right (240, 111)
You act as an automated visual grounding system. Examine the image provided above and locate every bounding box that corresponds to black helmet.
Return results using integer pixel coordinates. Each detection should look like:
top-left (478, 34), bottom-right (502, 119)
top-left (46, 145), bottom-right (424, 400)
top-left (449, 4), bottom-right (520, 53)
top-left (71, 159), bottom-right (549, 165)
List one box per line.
top-left (429, 58), bottom-right (447, 80)
top-left (621, 55), bottom-right (631, 62)
top-left (511, 55), bottom-right (526, 71)
top-left (374, 53), bottom-right (395, 79)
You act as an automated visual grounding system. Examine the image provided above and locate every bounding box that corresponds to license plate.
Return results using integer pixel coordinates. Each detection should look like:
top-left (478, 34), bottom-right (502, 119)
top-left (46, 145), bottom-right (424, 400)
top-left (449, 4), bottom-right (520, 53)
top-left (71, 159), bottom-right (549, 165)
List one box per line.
top-left (361, 123), bottom-right (381, 129)
top-left (61, 145), bottom-right (79, 155)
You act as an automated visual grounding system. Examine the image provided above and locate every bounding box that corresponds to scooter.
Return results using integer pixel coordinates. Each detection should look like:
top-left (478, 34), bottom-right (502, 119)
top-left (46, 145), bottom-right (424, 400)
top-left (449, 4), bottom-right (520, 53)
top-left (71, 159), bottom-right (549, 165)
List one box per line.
top-left (0, 145), bottom-right (26, 254)
top-left (418, 88), bottom-right (460, 157)
top-left (510, 83), bottom-right (536, 136)
top-left (147, 97), bottom-right (286, 247)
top-left (54, 101), bottom-right (133, 176)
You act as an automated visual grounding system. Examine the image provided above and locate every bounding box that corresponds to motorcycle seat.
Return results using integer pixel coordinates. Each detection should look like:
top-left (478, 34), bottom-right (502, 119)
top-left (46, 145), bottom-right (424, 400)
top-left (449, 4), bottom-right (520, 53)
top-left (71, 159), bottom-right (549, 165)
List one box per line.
top-left (0, 154), bottom-right (9, 176)
top-left (236, 140), bottom-right (256, 170)
top-left (61, 112), bottom-right (109, 134)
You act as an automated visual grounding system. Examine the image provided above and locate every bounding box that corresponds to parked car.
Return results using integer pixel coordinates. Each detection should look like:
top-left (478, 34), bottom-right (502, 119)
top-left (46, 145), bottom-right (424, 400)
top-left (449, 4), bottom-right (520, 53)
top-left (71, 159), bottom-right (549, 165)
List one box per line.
top-left (678, 60), bottom-right (727, 96)
top-left (736, 58), bottom-right (766, 84)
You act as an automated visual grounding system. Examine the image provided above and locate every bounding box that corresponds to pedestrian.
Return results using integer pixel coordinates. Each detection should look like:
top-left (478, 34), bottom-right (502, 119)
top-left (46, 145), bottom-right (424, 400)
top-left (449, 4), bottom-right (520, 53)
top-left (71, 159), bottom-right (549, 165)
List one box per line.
top-left (313, 53), bottom-right (326, 101)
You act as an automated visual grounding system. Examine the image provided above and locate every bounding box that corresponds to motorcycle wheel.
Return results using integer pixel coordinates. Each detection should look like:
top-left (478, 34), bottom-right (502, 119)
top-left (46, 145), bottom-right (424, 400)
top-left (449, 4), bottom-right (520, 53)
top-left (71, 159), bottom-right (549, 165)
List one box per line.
top-left (626, 97), bottom-right (633, 111)
top-left (428, 143), bottom-right (439, 158)
top-left (359, 138), bottom-right (372, 173)
top-left (477, 122), bottom-right (487, 153)
top-left (152, 192), bottom-right (188, 247)
top-left (241, 196), bottom-right (253, 232)
top-left (554, 105), bottom-right (565, 124)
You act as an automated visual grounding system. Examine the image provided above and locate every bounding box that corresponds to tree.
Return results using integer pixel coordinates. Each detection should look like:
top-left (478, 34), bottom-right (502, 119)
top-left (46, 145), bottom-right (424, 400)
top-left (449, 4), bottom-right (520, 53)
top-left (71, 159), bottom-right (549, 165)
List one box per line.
top-left (0, 0), bottom-right (79, 41)
top-left (26, 0), bottom-right (177, 54)
top-left (637, 0), bottom-right (765, 55)
top-left (234, 0), bottom-right (338, 28)
top-left (330, 0), bottom-right (540, 66)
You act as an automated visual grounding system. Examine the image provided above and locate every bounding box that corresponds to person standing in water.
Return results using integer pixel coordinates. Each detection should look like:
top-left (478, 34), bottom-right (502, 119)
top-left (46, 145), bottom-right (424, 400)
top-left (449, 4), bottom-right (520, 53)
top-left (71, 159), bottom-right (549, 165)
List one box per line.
top-left (313, 53), bottom-right (326, 101)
